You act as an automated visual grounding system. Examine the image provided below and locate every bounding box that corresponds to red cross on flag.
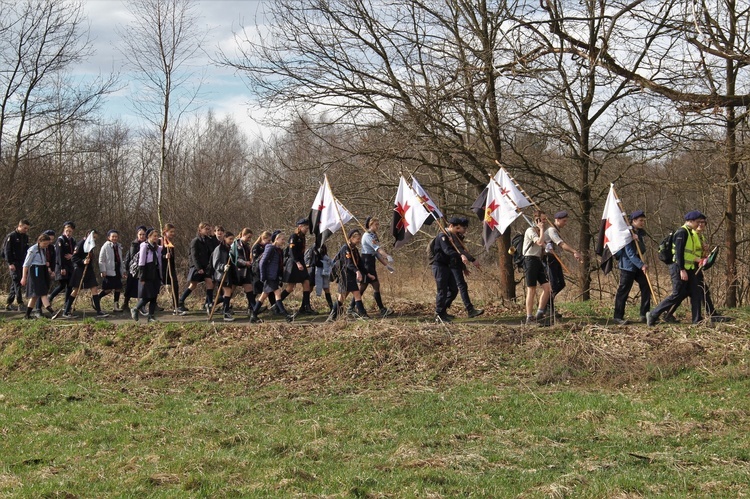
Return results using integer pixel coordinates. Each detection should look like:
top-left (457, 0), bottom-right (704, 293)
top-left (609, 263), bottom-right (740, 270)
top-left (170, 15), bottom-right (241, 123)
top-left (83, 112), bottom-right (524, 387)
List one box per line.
top-left (411, 176), bottom-right (443, 224)
top-left (482, 180), bottom-right (521, 249)
top-left (494, 167), bottom-right (532, 209)
top-left (392, 176), bottom-right (430, 249)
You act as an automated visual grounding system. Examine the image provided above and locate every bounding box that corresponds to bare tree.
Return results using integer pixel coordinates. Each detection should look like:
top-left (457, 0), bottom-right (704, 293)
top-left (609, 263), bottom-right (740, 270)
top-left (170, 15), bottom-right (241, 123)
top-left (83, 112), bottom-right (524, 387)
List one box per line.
top-left (117, 0), bottom-right (206, 231)
top-left (0, 0), bottom-right (117, 217)
top-left (540, 0), bottom-right (750, 306)
top-left (221, 0), bottom-right (535, 299)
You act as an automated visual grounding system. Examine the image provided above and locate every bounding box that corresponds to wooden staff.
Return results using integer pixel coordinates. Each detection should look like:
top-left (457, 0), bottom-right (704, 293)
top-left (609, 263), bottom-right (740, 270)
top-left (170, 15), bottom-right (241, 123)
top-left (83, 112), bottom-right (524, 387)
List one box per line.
top-left (70, 258), bottom-right (89, 312)
top-left (163, 236), bottom-right (179, 312)
top-left (611, 184), bottom-right (657, 302)
top-left (208, 231), bottom-right (240, 321)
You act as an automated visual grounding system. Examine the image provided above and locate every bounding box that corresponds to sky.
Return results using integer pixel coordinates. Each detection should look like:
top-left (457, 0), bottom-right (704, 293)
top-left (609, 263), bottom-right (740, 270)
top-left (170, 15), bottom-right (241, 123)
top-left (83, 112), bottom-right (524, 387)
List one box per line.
top-left (81, 0), bottom-right (273, 141)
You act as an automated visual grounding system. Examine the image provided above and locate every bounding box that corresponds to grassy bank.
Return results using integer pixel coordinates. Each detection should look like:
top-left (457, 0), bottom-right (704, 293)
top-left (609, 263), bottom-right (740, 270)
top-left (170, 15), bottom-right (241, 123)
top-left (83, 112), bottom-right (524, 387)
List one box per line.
top-left (1, 316), bottom-right (749, 497)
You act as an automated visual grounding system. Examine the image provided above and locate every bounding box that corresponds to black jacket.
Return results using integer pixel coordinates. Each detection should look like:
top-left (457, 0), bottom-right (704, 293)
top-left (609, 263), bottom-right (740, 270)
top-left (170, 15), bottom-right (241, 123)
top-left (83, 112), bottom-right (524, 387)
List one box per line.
top-left (55, 234), bottom-right (76, 280)
top-left (4, 230), bottom-right (29, 265)
top-left (189, 235), bottom-right (212, 270)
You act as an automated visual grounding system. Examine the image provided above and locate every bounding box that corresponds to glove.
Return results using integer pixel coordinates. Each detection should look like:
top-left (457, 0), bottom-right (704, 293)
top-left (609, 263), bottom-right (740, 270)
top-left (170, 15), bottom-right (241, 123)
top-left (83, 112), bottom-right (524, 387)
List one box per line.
top-left (386, 255), bottom-right (394, 264)
top-left (386, 265), bottom-right (395, 273)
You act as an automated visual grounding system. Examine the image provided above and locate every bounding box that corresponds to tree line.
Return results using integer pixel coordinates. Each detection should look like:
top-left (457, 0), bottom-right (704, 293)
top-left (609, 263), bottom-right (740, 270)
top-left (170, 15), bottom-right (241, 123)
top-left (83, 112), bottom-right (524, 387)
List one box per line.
top-left (0, 0), bottom-right (747, 306)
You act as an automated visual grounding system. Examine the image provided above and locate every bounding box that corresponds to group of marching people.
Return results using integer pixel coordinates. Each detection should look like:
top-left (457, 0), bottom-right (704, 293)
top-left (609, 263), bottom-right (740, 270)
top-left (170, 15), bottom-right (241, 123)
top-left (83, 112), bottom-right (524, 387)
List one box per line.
top-left (4, 215), bottom-right (399, 323)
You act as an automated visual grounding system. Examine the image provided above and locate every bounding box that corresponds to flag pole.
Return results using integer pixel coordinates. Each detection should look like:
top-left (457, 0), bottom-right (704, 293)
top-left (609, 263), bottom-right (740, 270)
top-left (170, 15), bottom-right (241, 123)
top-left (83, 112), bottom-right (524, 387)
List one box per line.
top-left (406, 182), bottom-right (463, 256)
top-left (411, 175), bottom-right (473, 254)
top-left (611, 184), bottom-right (657, 302)
top-left (326, 175), bottom-right (360, 269)
top-left (490, 174), bottom-right (570, 274)
top-left (495, 161), bottom-right (540, 211)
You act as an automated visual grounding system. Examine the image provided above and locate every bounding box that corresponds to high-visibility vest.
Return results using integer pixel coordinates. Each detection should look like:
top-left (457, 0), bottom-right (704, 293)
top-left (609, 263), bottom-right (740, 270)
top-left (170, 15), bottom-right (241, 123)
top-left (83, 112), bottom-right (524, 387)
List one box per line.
top-left (676, 224), bottom-right (702, 270)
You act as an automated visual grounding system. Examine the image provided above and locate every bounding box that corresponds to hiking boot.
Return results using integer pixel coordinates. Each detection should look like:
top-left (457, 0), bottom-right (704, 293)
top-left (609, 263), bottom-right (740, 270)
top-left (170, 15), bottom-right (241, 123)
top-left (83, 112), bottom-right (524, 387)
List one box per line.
top-left (379, 307), bottom-right (394, 317)
top-left (223, 313), bottom-right (235, 322)
top-left (435, 313), bottom-right (452, 323)
top-left (646, 311), bottom-right (658, 327)
top-left (612, 318), bottom-right (629, 326)
top-left (96, 311), bottom-right (109, 318)
top-left (130, 307), bottom-right (139, 322)
top-left (467, 308), bottom-right (484, 318)
top-left (711, 315), bottom-right (732, 323)
top-left (249, 313), bottom-right (263, 324)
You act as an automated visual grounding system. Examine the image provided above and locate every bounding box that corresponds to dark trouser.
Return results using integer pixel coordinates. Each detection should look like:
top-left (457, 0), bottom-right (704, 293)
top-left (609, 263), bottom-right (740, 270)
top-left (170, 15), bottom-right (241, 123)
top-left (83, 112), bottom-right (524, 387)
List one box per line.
top-left (7, 268), bottom-right (23, 305)
top-left (433, 264), bottom-right (457, 315)
top-left (696, 271), bottom-right (716, 317)
top-left (651, 264), bottom-right (697, 322)
top-left (546, 257), bottom-right (565, 296)
top-left (135, 297), bottom-right (157, 316)
top-left (448, 267), bottom-right (473, 310)
top-left (614, 268), bottom-right (651, 320)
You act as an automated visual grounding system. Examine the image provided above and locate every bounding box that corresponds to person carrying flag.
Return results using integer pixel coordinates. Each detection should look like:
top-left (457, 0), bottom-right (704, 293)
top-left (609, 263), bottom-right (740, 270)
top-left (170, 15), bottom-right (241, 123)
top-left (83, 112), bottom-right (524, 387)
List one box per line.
top-left (544, 210), bottom-right (582, 317)
top-left (280, 218), bottom-right (315, 315)
top-left (430, 217), bottom-right (476, 323)
top-left (56, 230), bottom-right (108, 318)
top-left (612, 210), bottom-right (650, 325)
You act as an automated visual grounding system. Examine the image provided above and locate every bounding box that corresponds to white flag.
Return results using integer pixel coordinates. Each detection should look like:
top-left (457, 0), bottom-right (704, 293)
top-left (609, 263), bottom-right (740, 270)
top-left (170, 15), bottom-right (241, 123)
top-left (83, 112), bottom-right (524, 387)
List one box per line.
top-left (83, 230), bottom-right (96, 253)
top-left (489, 180), bottom-right (521, 235)
top-left (600, 184), bottom-right (632, 255)
top-left (494, 167), bottom-right (532, 209)
top-left (411, 176), bottom-right (443, 221)
top-left (394, 176), bottom-right (431, 238)
top-left (319, 176), bottom-right (353, 235)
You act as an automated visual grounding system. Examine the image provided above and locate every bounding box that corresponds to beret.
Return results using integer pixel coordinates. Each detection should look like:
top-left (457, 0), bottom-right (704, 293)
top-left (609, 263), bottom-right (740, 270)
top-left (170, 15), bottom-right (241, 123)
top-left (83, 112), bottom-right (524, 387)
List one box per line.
top-left (629, 210), bottom-right (645, 221)
top-left (684, 210), bottom-right (706, 221)
top-left (554, 210), bottom-right (568, 219)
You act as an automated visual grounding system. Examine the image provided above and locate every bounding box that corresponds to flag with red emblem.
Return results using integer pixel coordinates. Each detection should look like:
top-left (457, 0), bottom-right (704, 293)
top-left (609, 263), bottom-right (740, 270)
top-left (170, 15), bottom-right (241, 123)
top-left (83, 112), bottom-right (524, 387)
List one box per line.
top-left (392, 176), bottom-right (431, 249)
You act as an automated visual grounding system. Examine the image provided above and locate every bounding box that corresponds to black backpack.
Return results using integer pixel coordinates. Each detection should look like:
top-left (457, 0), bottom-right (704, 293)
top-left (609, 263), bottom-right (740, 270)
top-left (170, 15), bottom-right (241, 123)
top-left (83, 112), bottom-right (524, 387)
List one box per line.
top-left (658, 230), bottom-right (676, 264)
top-left (427, 237), bottom-right (438, 264)
top-left (510, 233), bottom-right (524, 271)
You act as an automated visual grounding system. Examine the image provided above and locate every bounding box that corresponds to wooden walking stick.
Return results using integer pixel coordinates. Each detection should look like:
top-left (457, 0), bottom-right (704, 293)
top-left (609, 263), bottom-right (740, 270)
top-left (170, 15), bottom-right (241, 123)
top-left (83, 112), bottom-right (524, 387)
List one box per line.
top-left (208, 262), bottom-right (230, 321)
top-left (163, 236), bottom-right (179, 312)
top-left (70, 258), bottom-right (89, 312)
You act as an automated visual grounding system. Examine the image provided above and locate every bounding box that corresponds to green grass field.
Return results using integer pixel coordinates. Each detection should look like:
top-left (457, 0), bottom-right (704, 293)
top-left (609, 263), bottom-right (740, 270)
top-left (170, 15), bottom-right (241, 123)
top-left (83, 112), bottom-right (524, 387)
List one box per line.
top-left (2, 310), bottom-right (750, 497)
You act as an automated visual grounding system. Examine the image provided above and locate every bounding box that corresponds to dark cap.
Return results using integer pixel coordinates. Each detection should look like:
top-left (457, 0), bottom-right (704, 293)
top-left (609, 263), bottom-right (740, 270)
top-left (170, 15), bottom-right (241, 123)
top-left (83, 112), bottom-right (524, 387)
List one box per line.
top-left (448, 216), bottom-right (468, 227)
top-left (296, 218), bottom-right (309, 226)
top-left (43, 229), bottom-right (55, 236)
top-left (107, 229), bottom-right (119, 237)
top-left (684, 210), bottom-right (707, 221)
top-left (365, 216), bottom-right (372, 229)
top-left (347, 228), bottom-right (361, 239)
top-left (554, 210), bottom-right (568, 220)
top-left (135, 225), bottom-right (147, 233)
top-left (629, 210), bottom-right (646, 221)
top-left (63, 221), bottom-right (75, 229)
top-left (145, 227), bottom-right (156, 237)
top-left (271, 230), bottom-right (282, 242)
